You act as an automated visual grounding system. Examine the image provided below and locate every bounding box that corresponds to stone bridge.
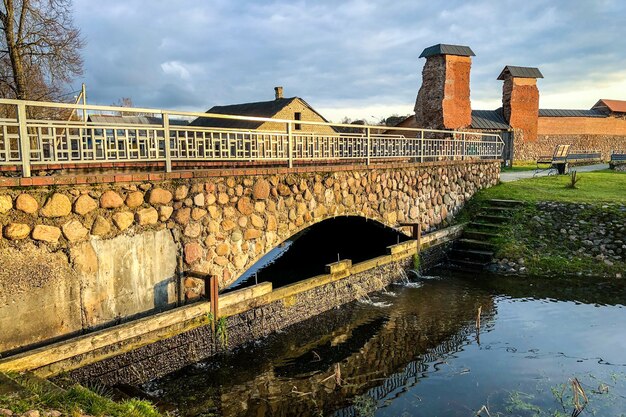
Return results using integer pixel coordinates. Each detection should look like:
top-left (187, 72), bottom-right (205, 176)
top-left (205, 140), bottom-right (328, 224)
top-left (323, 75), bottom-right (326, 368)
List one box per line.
top-left (0, 160), bottom-right (499, 354)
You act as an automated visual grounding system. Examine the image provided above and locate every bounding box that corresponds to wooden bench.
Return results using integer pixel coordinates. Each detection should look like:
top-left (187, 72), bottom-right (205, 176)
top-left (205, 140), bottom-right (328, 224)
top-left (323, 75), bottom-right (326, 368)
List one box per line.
top-left (610, 150), bottom-right (626, 169)
top-left (537, 145), bottom-right (602, 174)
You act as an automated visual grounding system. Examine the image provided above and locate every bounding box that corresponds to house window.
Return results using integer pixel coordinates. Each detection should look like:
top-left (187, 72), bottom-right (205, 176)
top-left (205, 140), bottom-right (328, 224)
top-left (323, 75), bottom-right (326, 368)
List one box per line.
top-left (294, 112), bottom-right (302, 130)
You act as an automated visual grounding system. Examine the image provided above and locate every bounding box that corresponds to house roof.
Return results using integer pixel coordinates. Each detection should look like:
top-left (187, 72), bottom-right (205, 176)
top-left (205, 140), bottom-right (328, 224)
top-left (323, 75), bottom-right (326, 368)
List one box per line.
top-left (497, 66), bottom-right (544, 80)
top-left (88, 115), bottom-right (189, 126)
top-left (190, 97), bottom-right (330, 129)
top-left (419, 44), bottom-right (475, 58)
top-left (539, 109), bottom-right (606, 118)
top-left (592, 99), bottom-right (626, 114)
top-left (471, 109), bottom-right (510, 130)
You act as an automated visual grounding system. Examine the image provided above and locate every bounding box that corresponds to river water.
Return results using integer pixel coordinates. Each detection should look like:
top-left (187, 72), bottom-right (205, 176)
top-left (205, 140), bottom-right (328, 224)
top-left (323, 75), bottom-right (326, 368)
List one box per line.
top-left (146, 269), bottom-right (626, 417)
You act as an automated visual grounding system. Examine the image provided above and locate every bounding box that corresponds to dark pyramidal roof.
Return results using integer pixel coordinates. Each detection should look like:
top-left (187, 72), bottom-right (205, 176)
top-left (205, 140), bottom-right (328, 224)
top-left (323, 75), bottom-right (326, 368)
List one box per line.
top-left (497, 66), bottom-right (544, 80)
top-left (419, 44), bottom-right (475, 58)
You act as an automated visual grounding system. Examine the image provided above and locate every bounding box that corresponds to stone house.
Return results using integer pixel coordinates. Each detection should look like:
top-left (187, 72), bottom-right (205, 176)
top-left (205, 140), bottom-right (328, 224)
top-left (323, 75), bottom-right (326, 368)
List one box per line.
top-left (190, 87), bottom-right (336, 134)
top-left (406, 43), bottom-right (626, 161)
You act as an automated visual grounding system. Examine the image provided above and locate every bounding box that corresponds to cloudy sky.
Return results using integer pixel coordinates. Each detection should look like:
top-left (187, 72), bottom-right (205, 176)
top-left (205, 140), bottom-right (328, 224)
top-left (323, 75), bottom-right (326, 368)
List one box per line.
top-left (73, 0), bottom-right (626, 122)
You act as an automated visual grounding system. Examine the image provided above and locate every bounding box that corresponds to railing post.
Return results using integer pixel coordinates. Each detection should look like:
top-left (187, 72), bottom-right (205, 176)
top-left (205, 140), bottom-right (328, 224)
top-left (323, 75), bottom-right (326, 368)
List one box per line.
top-left (366, 127), bottom-right (371, 165)
top-left (462, 132), bottom-right (466, 161)
top-left (420, 130), bottom-right (424, 163)
top-left (416, 223), bottom-right (422, 251)
top-left (162, 112), bottom-right (172, 172)
top-left (209, 275), bottom-right (219, 332)
top-left (287, 122), bottom-right (293, 168)
top-left (16, 103), bottom-right (31, 178)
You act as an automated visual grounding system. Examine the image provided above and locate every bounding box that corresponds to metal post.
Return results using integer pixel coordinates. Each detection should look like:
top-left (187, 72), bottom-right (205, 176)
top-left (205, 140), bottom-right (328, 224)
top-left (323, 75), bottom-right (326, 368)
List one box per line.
top-left (16, 103), bottom-right (31, 178)
top-left (287, 122), bottom-right (293, 168)
top-left (81, 83), bottom-right (87, 125)
top-left (462, 133), bottom-right (466, 161)
top-left (163, 112), bottom-right (172, 172)
top-left (209, 275), bottom-right (219, 331)
top-left (366, 127), bottom-right (371, 165)
top-left (420, 131), bottom-right (424, 163)
top-left (416, 223), bottom-right (422, 251)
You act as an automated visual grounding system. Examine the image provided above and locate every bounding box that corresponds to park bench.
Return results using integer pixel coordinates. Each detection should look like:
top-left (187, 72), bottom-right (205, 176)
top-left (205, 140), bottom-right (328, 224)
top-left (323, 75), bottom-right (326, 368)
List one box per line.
top-left (609, 150), bottom-right (626, 169)
top-left (536, 144), bottom-right (602, 174)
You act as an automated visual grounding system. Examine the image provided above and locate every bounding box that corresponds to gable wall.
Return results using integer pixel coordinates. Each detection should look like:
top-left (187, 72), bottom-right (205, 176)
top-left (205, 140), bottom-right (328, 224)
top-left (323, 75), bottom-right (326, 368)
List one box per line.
top-left (258, 99), bottom-right (336, 134)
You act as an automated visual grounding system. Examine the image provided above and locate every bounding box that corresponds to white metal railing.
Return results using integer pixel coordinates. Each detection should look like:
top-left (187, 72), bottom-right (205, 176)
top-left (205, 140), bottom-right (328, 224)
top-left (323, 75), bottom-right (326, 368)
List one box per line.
top-left (0, 99), bottom-right (504, 177)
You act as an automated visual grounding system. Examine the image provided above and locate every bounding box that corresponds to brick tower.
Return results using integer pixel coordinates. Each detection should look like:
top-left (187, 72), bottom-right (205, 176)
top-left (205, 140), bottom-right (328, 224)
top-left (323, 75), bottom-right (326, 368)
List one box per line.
top-left (414, 44), bottom-right (475, 130)
top-left (498, 65), bottom-right (543, 142)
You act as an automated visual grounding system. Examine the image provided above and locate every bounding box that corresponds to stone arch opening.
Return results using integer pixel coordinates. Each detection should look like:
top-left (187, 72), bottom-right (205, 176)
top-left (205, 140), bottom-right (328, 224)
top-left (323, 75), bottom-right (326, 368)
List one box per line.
top-left (225, 216), bottom-right (411, 292)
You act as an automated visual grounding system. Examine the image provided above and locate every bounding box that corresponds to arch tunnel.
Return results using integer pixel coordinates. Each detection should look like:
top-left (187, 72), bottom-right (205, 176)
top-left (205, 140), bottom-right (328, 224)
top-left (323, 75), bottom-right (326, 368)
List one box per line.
top-left (224, 216), bottom-right (412, 292)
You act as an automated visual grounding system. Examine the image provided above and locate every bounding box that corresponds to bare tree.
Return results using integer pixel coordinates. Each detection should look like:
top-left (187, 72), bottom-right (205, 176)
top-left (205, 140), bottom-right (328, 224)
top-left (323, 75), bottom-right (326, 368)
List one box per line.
top-left (0, 0), bottom-right (84, 101)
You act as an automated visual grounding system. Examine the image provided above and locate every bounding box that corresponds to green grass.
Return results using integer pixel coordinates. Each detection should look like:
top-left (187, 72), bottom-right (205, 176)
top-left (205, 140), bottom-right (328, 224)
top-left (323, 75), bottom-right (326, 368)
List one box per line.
top-left (479, 170), bottom-right (626, 204)
top-left (0, 380), bottom-right (166, 417)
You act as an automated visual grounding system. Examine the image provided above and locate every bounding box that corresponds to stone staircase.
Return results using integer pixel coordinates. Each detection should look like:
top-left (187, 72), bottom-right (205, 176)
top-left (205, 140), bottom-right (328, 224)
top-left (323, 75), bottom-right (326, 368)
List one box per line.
top-left (448, 199), bottom-right (524, 270)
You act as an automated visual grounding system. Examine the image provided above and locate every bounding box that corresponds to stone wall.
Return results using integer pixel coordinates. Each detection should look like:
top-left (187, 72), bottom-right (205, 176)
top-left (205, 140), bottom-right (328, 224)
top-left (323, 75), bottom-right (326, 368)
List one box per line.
top-left (515, 132), bottom-right (626, 161)
top-left (490, 202), bottom-right (626, 276)
top-left (67, 257), bottom-right (413, 386)
top-left (0, 161), bottom-right (500, 354)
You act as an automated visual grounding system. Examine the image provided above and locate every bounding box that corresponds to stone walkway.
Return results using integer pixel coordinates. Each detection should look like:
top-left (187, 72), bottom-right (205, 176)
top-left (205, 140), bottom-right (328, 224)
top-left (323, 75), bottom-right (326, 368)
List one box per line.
top-left (499, 163), bottom-right (609, 183)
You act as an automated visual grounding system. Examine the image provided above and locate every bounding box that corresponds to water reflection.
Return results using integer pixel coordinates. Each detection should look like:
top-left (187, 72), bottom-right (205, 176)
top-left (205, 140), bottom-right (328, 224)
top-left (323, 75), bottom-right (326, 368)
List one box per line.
top-left (148, 271), bottom-right (626, 417)
top-left (150, 277), bottom-right (494, 416)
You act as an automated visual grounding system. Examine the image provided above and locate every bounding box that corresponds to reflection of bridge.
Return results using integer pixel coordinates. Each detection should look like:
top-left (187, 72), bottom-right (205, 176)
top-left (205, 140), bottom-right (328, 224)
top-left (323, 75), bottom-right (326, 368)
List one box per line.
top-left (171, 279), bottom-right (497, 417)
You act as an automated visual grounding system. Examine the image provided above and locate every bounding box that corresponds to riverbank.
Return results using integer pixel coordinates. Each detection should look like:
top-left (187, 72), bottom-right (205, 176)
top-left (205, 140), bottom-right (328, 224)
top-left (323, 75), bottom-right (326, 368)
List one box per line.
top-left (465, 170), bottom-right (626, 277)
top-left (0, 372), bottom-right (164, 417)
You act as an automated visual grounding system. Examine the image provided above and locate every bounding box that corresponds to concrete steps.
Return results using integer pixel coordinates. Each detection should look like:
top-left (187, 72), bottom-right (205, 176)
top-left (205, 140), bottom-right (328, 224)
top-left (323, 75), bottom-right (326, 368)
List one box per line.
top-left (468, 221), bottom-right (502, 232)
top-left (448, 199), bottom-right (524, 271)
top-left (476, 214), bottom-right (509, 224)
top-left (462, 230), bottom-right (500, 241)
top-left (456, 238), bottom-right (496, 251)
top-left (488, 199), bottom-right (525, 208)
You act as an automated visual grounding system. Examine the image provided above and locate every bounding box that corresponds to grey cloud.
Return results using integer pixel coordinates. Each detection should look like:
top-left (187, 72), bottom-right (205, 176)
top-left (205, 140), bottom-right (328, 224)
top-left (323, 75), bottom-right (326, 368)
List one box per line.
top-left (73, 0), bottom-right (626, 114)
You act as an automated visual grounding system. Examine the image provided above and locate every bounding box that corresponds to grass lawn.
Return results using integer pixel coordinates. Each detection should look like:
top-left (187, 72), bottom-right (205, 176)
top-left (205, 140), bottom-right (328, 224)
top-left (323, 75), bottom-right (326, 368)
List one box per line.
top-left (479, 170), bottom-right (626, 204)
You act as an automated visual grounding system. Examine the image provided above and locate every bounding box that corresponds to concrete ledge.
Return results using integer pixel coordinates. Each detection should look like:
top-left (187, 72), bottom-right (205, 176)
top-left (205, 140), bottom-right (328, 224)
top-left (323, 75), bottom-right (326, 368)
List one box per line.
top-left (325, 259), bottom-right (352, 275)
top-left (0, 282), bottom-right (273, 375)
top-left (421, 223), bottom-right (464, 248)
top-left (387, 240), bottom-right (417, 255)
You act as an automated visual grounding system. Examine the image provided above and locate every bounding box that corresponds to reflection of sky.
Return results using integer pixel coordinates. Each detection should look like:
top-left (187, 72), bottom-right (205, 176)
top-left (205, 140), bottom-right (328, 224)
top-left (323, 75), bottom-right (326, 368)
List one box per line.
top-left (225, 240), bottom-right (293, 290)
top-left (496, 298), bottom-right (626, 365)
top-left (375, 296), bottom-right (626, 417)
top-left (74, 1), bottom-right (626, 121)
